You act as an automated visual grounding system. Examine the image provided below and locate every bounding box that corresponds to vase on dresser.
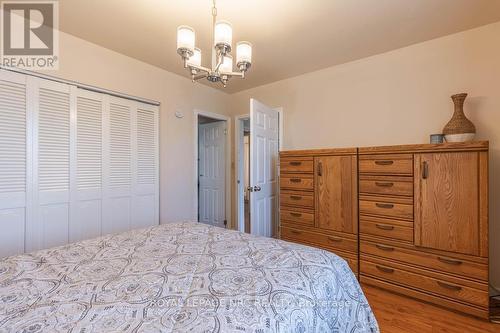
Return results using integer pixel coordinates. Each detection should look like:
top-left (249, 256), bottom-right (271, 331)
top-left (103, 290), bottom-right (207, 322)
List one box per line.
top-left (443, 93), bottom-right (476, 142)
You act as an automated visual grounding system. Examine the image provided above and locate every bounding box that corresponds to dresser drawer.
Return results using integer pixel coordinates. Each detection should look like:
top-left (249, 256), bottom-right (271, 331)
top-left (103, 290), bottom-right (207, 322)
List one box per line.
top-left (344, 255), bottom-right (359, 275)
top-left (360, 216), bottom-right (413, 242)
top-left (359, 196), bottom-right (413, 220)
top-left (280, 191), bottom-right (314, 208)
top-left (281, 234), bottom-right (358, 274)
top-left (361, 257), bottom-right (488, 307)
top-left (359, 175), bottom-right (413, 197)
top-left (280, 208), bottom-right (314, 227)
top-left (280, 174), bottom-right (314, 190)
top-left (361, 240), bottom-right (488, 281)
top-left (280, 158), bottom-right (314, 173)
top-left (281, 227), bottom-right (357, 253)
top-left (359, 154), bottom-right (413, 175)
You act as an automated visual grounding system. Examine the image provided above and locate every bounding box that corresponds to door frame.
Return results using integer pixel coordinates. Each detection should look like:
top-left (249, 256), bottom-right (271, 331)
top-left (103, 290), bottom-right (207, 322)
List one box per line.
top-left (234, 107), bottom-right (283, 233)
top-left (193, 110), bottom-right (231, 228)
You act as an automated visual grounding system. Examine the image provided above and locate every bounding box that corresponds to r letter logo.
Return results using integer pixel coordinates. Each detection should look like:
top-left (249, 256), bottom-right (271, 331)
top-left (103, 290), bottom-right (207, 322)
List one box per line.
top-left (1, 1), bottom-right (59, 70)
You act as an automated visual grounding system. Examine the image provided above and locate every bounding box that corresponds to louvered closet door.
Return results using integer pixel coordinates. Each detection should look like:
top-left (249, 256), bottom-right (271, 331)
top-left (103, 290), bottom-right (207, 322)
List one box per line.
top-left (132, 102), bottom-right (159, 228)
top-left (29, 79), bottom-right (72, 251)
top-left (70, 89), bottom-right (104, 242)
top-left (102, 96), bottom-right (134, 234)
top-left (0, 71), bottom-right (29, 257)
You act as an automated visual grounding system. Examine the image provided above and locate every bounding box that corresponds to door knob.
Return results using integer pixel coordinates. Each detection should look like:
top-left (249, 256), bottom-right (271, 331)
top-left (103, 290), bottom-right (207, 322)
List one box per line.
top-left (247, 185), bottom-right (261, 192)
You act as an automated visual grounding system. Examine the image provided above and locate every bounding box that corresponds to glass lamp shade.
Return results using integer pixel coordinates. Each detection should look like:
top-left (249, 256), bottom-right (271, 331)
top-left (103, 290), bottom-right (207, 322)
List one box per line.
top-left (236, 41), bottom-right (252, 64)
top-left (220, 55), bottom-right (233, 73)
top-left (187, 48), bottom-right (201, 66)
top-left (177, 26), bottom-right (195, 51)
top-left (214, 21), bottom-right (232, 47)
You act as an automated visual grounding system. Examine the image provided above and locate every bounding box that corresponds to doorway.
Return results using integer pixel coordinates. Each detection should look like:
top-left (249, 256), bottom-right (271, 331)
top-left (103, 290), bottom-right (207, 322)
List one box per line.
top-left (194, 110), bottom-right (231, 229)
top-left (235, 100), bottom-right (283, 237)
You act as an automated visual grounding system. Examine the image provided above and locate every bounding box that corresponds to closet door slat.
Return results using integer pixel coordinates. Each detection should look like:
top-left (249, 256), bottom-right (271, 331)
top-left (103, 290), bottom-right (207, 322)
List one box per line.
top-left (109, 103), bottom-right (131, 189)
top-left (77, 96), bottom-right (102, 190)
top-left (0, 73), bottom-right (27, 257)
top-left (38, 87), bottom-right (70, 192)
top-left (0, 69), bottom-right (159, 256)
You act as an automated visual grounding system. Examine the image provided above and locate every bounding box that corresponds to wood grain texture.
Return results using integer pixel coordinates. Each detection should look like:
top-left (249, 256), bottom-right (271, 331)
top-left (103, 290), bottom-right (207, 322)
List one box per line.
top-left (360, 239), bottom-right (488, 281)
top-left (362, 284), bottom-right (498, 331)
top-left (280, 190), bottom-right (314, 208)
top-left (361, 256), bottom-right (489, 308)
top-left (359, 175), bottom-right (413, 197)
top-left (361, 233), bottom-right (488, 264)
top-left (360, 216), bottom-right (414, 243)
top-left (358, 141), bottom-right (489, 155)
top-left (279, 142), bottom-right (489, 319)
top-left (359, 195), bottom-right (414, 221)
top-left (280, 174), bottom-right (314, 191)
top-left (315, 155), bottom-right (358, 234)
top-left (479, 151), bottom-right (489, 258)
top-left (280, 207), bottom-right (314, 226)
top-left (279, 147), bottom-right (357, 157)
top-left (281, 226), bottom-right (358, 253)
top-left (359, 154), bottom-right (414, 175)
top-left (414, 152), bottom-right (480, 256)
top-left (280, 157), bottom-right (314, 173)
top-left (280, 235), bottom-right (359, 274)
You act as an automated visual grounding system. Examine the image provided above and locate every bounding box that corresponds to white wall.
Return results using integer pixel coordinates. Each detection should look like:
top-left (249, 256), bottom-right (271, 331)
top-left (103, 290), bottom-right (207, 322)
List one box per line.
top-left (46, 32), bottom-right (232, 223)
top-left (229, 22), bottom-right (500, 289)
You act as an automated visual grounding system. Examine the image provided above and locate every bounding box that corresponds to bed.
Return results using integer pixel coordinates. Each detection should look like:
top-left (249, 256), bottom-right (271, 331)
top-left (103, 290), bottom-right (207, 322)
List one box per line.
top-left (0, 222), bottom-right (378, 332)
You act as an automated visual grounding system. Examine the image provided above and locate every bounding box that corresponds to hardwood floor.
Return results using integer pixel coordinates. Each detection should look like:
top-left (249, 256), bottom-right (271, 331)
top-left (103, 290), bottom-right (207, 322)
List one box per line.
top-left (362, 284), bottom-right (500, 333)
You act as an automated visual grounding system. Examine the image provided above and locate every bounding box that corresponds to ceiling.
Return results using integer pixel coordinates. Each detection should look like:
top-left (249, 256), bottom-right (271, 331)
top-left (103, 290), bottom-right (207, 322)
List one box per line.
top-left (59, 0), bottom-right (500, 93)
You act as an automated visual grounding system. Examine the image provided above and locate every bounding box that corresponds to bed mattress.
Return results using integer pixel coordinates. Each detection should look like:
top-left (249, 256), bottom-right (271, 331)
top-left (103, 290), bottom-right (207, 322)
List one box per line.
top-left (0, 222), bottom-right (378, 332)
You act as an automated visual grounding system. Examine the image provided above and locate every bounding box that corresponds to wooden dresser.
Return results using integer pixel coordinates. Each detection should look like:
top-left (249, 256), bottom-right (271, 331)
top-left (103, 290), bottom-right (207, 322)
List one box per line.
top-left (279, 148), bottom-right (359, 275)
top-left (279, 142), bottom-right (489, 319)
top-left (358, 142), bottom-right (489, 319)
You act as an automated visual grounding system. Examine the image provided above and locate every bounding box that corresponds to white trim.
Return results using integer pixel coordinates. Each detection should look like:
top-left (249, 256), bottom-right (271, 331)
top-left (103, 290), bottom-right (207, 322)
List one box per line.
top-left (234, 114), bottom-right (249, 232)
top-left (193, 110), bottom-right (232, 228)
top-left (275, 107), bottom-right (284, 150)
top-left (234, 107), bottom-right (283, 232)
top-left (0, 67), bottom-right (160, 106)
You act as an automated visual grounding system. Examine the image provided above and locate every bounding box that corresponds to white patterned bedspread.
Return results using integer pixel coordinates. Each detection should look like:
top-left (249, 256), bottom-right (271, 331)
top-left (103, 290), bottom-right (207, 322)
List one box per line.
top-left (0, 222), bottom-right (378, 332)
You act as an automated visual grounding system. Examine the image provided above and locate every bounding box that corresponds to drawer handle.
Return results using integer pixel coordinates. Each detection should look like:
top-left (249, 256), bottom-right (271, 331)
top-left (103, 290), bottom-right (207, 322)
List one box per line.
top-left (328, 237), bottom-right (343, 243)
top-left (290, 230), bottom-right (302, 235)
top-left (376, 203), bottom-right (394, 209)
top-left (375, 182), bottom-right (394, 188)
top-left (376, 265), bottom-right (395, 274)
top-left (375, 160), bottom-right (394, 166)
top-left (290, 195), bottom-right (302, 200)
top-left (422, 161), bottom-right (429, 179)
top-left (289, 161), bottom-right (302, 166)
top-left (376, 224), bottom-right (394, 231)
top-left (289, 178), bottom-right (302, 183)
top-left (437, 257), bottom-right (463, 266)
top-left (290, 212), bottom-right (302, 218)
top-left (437, 281), bottom-right (462, 291)
top-left (376, 244), bottom-right (395, 251)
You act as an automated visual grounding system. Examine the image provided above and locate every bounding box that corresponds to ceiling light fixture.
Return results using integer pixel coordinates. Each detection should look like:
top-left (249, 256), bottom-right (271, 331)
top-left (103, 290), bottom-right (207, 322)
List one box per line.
top-left (176, 0), bottom-right (252, 88)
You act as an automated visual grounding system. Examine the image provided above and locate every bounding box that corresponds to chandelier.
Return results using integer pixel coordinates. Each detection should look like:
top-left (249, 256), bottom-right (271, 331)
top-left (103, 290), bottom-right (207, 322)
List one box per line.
top-left (176, 0), bottom-right (252, 87)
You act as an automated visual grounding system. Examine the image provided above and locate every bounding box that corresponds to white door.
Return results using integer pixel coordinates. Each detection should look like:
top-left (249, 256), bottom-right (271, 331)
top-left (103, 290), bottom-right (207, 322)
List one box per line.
top-left (71, 89), bottom-right (104, 242)
top-left (198, 121), bottom-right (226, 228)
top-left (249, 99), bottom-right (279, 237)
top-left (102, 96), bottom-right (133, 235)
top-left (132, 103), bottom-right (159, 229)
top-left (30, 79), bottom-right (73, 251)
top-left (0, 71), bottom-right (29, 257)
